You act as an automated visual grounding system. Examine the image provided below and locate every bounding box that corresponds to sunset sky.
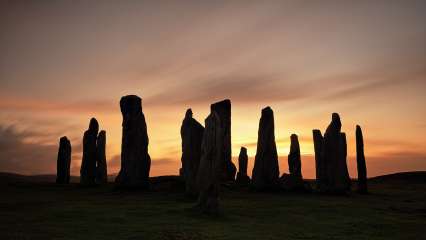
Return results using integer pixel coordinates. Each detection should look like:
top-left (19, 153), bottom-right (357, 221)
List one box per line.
top-left (0, 1), bottom-right (425, 178)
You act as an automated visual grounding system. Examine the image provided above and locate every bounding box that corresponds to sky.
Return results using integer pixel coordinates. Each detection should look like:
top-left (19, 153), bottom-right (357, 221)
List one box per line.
top-left (0, 0), bottom-right (425, 178)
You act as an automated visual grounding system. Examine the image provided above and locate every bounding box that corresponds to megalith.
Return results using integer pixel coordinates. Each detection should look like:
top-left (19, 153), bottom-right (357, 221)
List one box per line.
top-left (210, 99), bottom-right (236, 181)
top-left (321, 113), bottom-right (351, 193)
top-left (195, 111), bottom-right (224, 213)
top-left (181, 108), bottom-right (205, 197)
top-left (312, 129), bottom-right (324, 188)
top-left (115, 95), bottom-right (151, 188)
top-left (80, 118), bottom-right (99, 185)
top-left (251, 107), bottom-right (279, 190)
top-left (236, 147), bottom-right (250, 185)
top-left (356, 125), bottom-right (368, 194)
top-left (96, 130), bottom-right (108, 184)
top-left (56, 136), bottom-right (71, 184)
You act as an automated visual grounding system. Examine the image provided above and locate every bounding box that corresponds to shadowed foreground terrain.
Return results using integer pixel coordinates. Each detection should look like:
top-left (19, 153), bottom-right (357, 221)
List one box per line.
top-left (0, 172), bottom-right (425, 240)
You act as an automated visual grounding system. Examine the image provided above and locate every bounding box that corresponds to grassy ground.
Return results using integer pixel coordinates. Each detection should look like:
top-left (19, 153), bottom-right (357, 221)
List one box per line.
top-left (0, 173), bottom-right (425, 240)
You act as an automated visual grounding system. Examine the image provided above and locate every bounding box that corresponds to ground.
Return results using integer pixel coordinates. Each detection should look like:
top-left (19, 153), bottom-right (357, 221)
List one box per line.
top-left (0, 172), bottom-right (425, 240)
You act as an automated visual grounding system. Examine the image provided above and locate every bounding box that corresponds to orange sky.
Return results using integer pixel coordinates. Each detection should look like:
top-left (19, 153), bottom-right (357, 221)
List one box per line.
top-left (0, 1), bottom-right (425, 178)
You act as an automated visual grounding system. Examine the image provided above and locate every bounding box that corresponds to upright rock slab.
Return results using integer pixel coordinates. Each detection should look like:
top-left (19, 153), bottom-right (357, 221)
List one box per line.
top-left (321, 113), bottom-right (351, 193)
top-left (96, 130), bottom-right (107, 184)
top-left (312, 129), bottom-right (324, 188)
top-left (288, 134), bottom-right (302, 179)
top-left (356, 125), bottom-right (368, 194)
top-left (181, 109), bottom-right (205, 197)
top-left (195, 112), bottom-right (224, 213)
top-left (251, 107), bottom-right (279, 190)
top-left (115, 95), bottom-right (151, 188)
top-left (56, 136), bottom-right (71, 184)
top-left (236, 147), bottom-right (250, 185)
top-left (80, 118), bottom-right (99, 185)
top-left (210, 99), bottom-right (236, 181)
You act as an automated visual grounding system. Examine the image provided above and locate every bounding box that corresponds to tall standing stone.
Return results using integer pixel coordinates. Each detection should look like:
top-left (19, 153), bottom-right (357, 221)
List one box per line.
top-left (56, 136), bottom-right (71, 184)
top-left (288, 134), bottom-right (302, 179)
top-left (312, 129), bottom-right (324, 188)
top-left (252, 107), bottom-right (279, 190)
top-left (236, 147), bottom-right (250, 185)
top-left (356, 125), bottom-right (368, 194)
top-left (195, 111), bottom-right (224, 213)
top-left (210, 99), bottom-right (236, 181)
top-left (321, 113), bottom-right (351, 193)
top-left (181, 108), bottom-right (205, 197)
top-left (115, 95), bottom-right (151, 188)
top-left (96, 130), bottom-right (108, 184)
top-left (80, 118), bottom-right (99, 185)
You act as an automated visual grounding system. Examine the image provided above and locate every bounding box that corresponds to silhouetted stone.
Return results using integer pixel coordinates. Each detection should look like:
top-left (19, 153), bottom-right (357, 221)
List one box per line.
top-left (80, 118), bottom-right (99, 185)
top-left (115, 95), bottom-right (151, 188)
top-left (194, 111), bottom-right (224, 213)
top-left (210, 99), bottom-right (236, 181)
top-left (56, 136), bottom-right (71, 184)
top-left (251, 107), bottom-right (279, 191)
top-left (96, 130), bottom-right (107, 184)
top-left (356, 125), bottom-right (368, 194)
top-left (288, 134), bottom-right (302, 179)
top-left (321, 113), bottom-right (351, 193)
top-left (181, 108), bottom-right (205, 197)
top-left (236, 147), bottom-right (250, 185)
top-left (281, 134), bottom-right (306, 191)
top-left (312, 129), bottom-right (324, 188)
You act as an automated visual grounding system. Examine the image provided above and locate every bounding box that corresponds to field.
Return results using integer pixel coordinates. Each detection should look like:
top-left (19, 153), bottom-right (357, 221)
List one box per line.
top-left (0, 172), bottom-right (425, 240)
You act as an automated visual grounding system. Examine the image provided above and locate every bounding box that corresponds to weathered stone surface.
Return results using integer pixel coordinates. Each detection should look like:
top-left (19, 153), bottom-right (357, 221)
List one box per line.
top-left (96, 130), bottom-right (107, 184)
top-left (356, 125), bottom-right (368, 194)
top-left (236, 147), bottom-right (250, 185)
top-left (251, 107), bottom-right (279, 190)
top-left (312, 129), bottom-right (324, 188)
top-left (288, 134), bottom-right (302, 179)
top-left (210, 99), bottom-right (236, 181)
top-left (321, 113), bottom-right (351, 193)
top-left (80, 118), bottom-right (99, 185)
top-left (56, 136), bottom-right (71, 184)
top-left (115, 95), bottom-right (151, 188)
top-left (195, 111), bottom-right (224, 213)
top-left (180, 108), bottom-right (205, 197)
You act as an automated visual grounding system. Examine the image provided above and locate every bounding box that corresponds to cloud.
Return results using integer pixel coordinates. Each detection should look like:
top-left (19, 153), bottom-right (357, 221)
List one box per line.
top-left (0, 125), bottom-right (58, 175)
top-left (0, 97), bottom-right (117, 114)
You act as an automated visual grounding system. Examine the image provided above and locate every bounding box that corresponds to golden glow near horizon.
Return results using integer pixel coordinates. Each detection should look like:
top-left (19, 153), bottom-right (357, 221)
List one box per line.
top-left (0, 1), bottom-right (425, 178)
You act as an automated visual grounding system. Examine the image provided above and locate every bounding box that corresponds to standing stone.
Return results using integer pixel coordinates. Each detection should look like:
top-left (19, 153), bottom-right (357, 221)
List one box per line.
top-left (312, 129), bottom-right (324, 188)
top-left (280, 134), bottom-right (306, 191)
top-left (115, 95), bottom-right (151, 188)
top-left (321, 113), bottom-right (351, 193)
top-left (356, 125), bottom-right (368, 194)
top-left (80, 118), bottom-right (99, 185)
top-left (210, 99), bottom-right (236, 181)
top-left (236, 147), bottom-right (250, 185)
top-left (96, 130), bottom-right (108, 184)
top-left (252, 107), bottom-right (279, 191)
top-left (288, 134), bottom-right (302, 179)
top-left (181, 108), bottom-right (205, 197)
top-left (56, 136), bottom-right (71, 184)
top-left (195, 111), bottom-right (224, 213)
